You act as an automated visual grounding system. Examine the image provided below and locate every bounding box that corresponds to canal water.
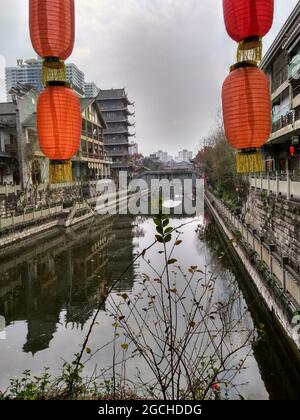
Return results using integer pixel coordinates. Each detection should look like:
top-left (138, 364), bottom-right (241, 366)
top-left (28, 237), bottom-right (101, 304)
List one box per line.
top-left (0, 213), bottom-right (299, 399)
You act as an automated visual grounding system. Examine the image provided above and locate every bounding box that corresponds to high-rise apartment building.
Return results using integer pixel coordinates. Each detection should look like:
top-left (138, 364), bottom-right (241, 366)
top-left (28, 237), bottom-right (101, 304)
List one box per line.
top-left (176, 150), bottom-right (193, 162)
top-left (85, 82), bottom-right (100, 98)
top-left (5, 58), bottom-right (86, 101)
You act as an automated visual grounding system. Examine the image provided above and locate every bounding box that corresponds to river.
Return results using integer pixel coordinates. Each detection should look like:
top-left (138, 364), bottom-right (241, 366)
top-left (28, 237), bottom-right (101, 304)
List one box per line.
top-left (0, 212), bottom-right (299, 399)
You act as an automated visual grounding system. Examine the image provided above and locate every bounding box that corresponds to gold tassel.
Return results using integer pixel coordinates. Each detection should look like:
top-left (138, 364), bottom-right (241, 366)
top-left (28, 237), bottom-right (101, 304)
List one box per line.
top-left (49, 161), bottom-right (73, 184)
top-left (42, 59), bottom-right (67, 86)
top-left (236, 151), bottom-right (264, 174)
top-left (237, 37), bottom-right (262, 66)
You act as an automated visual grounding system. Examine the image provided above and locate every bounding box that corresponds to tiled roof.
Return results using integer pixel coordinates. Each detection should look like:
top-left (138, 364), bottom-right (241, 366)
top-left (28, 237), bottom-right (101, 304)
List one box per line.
top-left (22, 113), bottom-right (37, 128)
top-left (0, 102), bottom-right (17, 115)
top-left (97, 89), bottom-right (126, 100)
top-left (80, 98), bottom-right (95, 113)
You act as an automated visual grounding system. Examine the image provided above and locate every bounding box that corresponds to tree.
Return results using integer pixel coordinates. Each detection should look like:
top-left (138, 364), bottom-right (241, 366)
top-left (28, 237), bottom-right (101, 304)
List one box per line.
top-left (195, 118), bottom-right (248, 205)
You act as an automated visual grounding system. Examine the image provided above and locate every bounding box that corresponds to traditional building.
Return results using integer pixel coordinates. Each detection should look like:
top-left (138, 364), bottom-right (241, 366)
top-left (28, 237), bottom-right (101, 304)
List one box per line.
top-left (0, 85), bottom-right (111, 189)
top-left (75, 98), bottom-right (112, 181)
top-left (0, 84), bottom-right (42, 189)
top-left (96, 89), bottom-right (135, 173)
top-left (260, 1), bottom-right (300, 173)
top-left (0, 103), bottom-right (19, 185)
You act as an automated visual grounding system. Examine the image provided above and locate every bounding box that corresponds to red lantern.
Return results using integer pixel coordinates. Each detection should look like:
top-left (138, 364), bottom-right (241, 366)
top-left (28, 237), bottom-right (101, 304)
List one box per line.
top-left (290, 146), bottom-right (295, 157)
top-left (29, 0), bottom-right (75, 60)
top-left (37, 86), bottom-right (81, 160)
top-left (222, 66), bottom-right (271, 150)
top-left (223, 0), bottom-right (274, 43)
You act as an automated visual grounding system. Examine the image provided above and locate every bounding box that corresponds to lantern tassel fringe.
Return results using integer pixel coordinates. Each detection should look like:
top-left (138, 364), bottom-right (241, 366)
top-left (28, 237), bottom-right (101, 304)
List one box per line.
top-left (49, 161), bottom-right (73, 184)
top-left (236, 151), bottom-right (264, 174)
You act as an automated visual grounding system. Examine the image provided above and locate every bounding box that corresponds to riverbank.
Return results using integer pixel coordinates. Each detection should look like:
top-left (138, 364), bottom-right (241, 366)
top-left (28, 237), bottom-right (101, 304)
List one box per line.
top-left (205, 190), bottom-right (300, 361)
top-left (0, 189), bottom-right (148, 250)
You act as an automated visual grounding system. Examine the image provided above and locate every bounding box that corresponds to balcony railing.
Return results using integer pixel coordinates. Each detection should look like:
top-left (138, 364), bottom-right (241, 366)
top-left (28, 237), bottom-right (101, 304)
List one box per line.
top-left (104, 138), bottom-right (129, 145)
top-left (272, 67), bottom-right (288, 93)
top-left (81, 131), bottom-right (103, 142)
top-left (81, 152), bottom-right (109, 161)
top-left (101, 105), bottom-right (128, 111)
top-left (107, 150), bottom-right (128, 157)
top-left (272, 110), bottom-right (294, 133)
top-left (288, 53), bottom-right (300, 79)
top-left (4, 144), bottom-right (17, 154)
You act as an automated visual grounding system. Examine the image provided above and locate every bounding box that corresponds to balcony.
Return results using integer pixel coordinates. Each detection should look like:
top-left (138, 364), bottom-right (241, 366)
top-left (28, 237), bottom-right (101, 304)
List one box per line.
top-left (80, 152), bottom-right (110, 162)
top-left (104, 138), bottom-right (129, 146)
top-left (104, 128), bottom-right (129, 136)
top-left (101, 105), bottom-right (128, 112)
top-left (81, 131), bottom-right (103, 142)
top-left (107, 150), bottom-right (128, 157)
top-left (271, 68), bottom-right (288, 94)
top-left (0, 144), bottom-right (17, 158)
top-left (288, 53), bottom-right (300, 79)
top-left (272, 110), bottom-right (294, 133)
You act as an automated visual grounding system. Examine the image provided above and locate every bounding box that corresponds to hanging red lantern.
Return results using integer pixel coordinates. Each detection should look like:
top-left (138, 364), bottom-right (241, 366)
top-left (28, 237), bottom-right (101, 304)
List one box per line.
top-left (222, 65), bottom-right (271, 150)
top-left (290, 146), bottom-right (295, 157)
top-left (223, 0), bottom-right (274, 43)
top-left (37, 86), bottom-right (81, 160)
top-left (29, 0), bottom-right (75, 60)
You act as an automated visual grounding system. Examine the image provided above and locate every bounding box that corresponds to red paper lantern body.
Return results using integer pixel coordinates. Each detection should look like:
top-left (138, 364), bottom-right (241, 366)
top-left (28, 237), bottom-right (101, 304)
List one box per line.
top-left (37, 86), bottom-right (81, 160)
top-left (222, 66), bottom-right (271, 150)
top-left (223, 0), bottom-right (274, 42)
top-left (29, 0), bottom-right (75, 60)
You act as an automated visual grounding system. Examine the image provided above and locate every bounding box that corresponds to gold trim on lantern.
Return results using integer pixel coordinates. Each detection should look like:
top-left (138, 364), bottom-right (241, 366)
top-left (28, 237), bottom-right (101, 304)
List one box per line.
top-left (237, 37), bottom-right (262, 66)
top-left (42, 59), bottom-right (67, 86)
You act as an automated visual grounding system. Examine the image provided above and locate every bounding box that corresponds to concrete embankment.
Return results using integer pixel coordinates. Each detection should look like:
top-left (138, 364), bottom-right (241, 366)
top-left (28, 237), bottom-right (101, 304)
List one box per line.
top-left (0, 190), bottom-right (149, 250)
top-left (205, 191), bottom-right (300, 357)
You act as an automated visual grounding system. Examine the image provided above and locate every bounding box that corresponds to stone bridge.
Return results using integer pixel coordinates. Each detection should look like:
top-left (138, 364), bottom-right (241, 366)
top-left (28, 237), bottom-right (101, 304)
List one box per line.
top-left (136, 169), bottom-right (198, 187)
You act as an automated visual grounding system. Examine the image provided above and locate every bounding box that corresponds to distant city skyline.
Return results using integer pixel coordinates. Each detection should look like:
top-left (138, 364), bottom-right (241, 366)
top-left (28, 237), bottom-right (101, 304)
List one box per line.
top-left (150, 149), bottom-right (193, 162)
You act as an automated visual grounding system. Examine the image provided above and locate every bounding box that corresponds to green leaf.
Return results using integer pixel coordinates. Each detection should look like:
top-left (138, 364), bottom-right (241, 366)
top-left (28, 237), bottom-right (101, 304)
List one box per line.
top-left (175, 240), bottom-right (182, 246)
top-left (154, 218), bottom-right (162, 226)
top-left (164, 235), bottom-right (172, 243)
top-left (156, 226), bottom-right (164, 235)
top-left (121, 344), bottom-right (129, 351)
top-left (162, 218), bottom-right (170, 227)
top-left (155, 235), bottom-right (164, 243)
top-left (86, 348), bottom-right (92, 354)
top-left (164, 227), bottom-right (173, 234)
top-left (168, 259), bottom-right (178, 265)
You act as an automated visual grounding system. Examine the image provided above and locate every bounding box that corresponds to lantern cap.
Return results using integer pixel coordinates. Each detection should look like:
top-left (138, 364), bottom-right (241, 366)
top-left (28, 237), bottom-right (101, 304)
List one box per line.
top-left (230, 61), bottom-right (258, 72)
top-left (46, 80), bottom-right (71, 89)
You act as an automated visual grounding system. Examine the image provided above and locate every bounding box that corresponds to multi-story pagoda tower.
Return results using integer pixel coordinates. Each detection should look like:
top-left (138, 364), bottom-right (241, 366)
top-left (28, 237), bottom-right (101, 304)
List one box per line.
top-left (96, 89), bottom-right (135, 173)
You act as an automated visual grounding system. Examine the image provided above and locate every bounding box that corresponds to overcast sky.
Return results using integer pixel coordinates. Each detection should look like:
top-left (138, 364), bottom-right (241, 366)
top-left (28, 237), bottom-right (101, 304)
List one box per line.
top-left (0, 0), bottom-right (299, 156)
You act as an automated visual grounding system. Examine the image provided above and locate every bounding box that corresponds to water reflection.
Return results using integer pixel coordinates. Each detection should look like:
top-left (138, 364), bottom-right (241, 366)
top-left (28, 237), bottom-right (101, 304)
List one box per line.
top-left (0, 214), bottom-right (299, 399)
top-left (0, 215), bottom-right (137, 356)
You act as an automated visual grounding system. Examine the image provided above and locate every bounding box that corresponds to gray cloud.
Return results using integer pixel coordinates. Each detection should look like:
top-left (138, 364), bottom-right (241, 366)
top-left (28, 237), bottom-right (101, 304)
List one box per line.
top-left (0, 0), bottom-right (298, 155)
